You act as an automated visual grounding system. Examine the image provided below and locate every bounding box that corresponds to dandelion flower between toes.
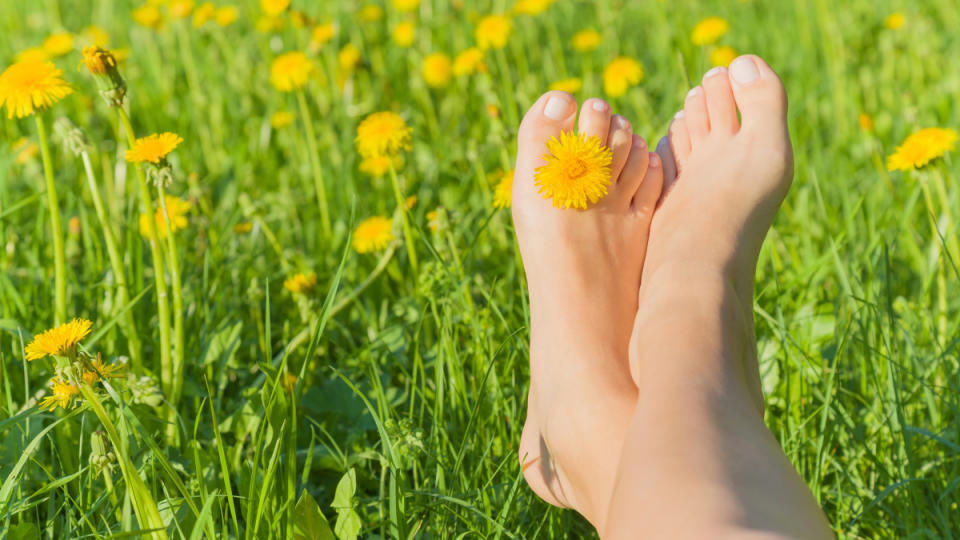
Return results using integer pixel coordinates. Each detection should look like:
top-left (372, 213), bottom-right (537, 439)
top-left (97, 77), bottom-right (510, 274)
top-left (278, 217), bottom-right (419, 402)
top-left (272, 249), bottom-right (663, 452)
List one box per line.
top-left (534, 131), bottom-right (613, 209)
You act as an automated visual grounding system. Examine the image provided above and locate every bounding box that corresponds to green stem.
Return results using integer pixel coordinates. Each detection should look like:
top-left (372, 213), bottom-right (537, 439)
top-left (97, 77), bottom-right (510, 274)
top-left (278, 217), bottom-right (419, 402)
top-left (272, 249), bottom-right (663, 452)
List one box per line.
top-left (918, 177), bottom-right (947, 346)
top-left (118, 108), bottom-right (173, 406)
top-left (929, 168), bottom-right (960, 261)
top-left (494, 47), bottom-right (519, 130)
top-left (80, 151), bottom-right (143, 371)
top-left (296, 89), bottom-right (332, 237)
top-left (388, 161), bottom-right (419, 274)
top-left (36, 116), bottom-right (67, 325)
top-left (157, 186), bottom-right (185, 438)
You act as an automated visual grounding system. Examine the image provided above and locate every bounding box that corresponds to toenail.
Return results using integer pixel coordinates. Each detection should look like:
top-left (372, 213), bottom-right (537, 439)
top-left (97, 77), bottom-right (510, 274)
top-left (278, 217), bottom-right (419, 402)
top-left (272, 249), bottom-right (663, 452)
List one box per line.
top-left (544, 96), bottom-right (572, 120)
top-left (730, 57), bottom-right (759, 84)
top-left (686, 86), bottom-right (702, 98)
top-left (592, 100), bottom-right (608, 112)
top-left (704, 66), bottom-right (727, 79)
top-left (674, 110), bottom-right (685, 118)
top-left (649, 153), bottom-right (661, 168)
top-left (632, 135), bottom-right (646, 149)
top-left (614, 115), bottom-right (629, 128)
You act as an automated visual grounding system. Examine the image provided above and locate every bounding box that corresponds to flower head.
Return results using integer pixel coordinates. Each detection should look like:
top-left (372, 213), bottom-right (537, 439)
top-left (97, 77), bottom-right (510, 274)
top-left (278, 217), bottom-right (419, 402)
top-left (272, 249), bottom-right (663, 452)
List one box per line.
top-left (82, 356), bottom-right (124, 385)
top-left (710, 45), bottom-right (737, 67)
top-left (216, 6), bottom-right (239, 26)
top-left (355, 111), bottom-right (412, 158)
top-left (535, 131), bottom-right (613, 209)
top-left (550, 77), bottom-right (582, 93)
top-left (25, 318), bottom-right (93, 361)
top-left (132, 4), bottom-right (164, 29)
top-left (311, 22), bottom-right (336, 48)
top-left (140, 196), bottom-right (191, 238)
top-left (0, 60), bottom-right (73, 119)
top-left (126, 132), bottom-right (183, 164)
top-left (360, 4), bottom-right (384, 22)
top-left (475, 15), bottom-right (512, 50)
top-left (339, 44), bottom-right (362, 71)
top-left (886, 128), bottom-right (958, 171)
top-left (884, 12), bottom-right (905, 30)
top-left (193, 2), bottom-right (216, 26)
top-left (513, 0), bottom-right (554, 16)
top-left (261, 0), bottom-right (289, 17)
top-left (40, 378), bottom-right (80, 411)
top-left (453, 48), bottom-right (485, 76)
top-left (80, 46), bottom-right (127, 104)
top-left (603, 56), bottom-right (643, 97)
top-left (270, 110), bottom-right (294, 128)
top-left (168, 0), bottom-right (195, 18)
top-left (422, 53), bottom-right (452, 88)
top-left (43, 33), bottom-right (74, 57)
top-left (391, 0), bottom-right (420, 12)
top-left (494, 169), bottom-right (514, 209)
top-left (572, 29), bottom-right (601, 52)
top-left (270, 52), bottom-right (314, 92)
top-left (353, 216), bottom-right (394, 253)
top-left (284, 272), bottom-right (317, 294)
top-left (392, 21), bottom-right (416, 47)
top-left (691, 17), bottom-right (730, 46)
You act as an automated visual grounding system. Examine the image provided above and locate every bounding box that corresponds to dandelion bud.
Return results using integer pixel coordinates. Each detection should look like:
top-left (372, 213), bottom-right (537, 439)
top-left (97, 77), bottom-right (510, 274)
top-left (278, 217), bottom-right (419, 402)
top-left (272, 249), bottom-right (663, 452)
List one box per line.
top-left (89, 430), bottom-right (117, 474)
top-left (80, 46), bottom-right (127, 106)
top-left (52, 117), bottom-right (90, 156)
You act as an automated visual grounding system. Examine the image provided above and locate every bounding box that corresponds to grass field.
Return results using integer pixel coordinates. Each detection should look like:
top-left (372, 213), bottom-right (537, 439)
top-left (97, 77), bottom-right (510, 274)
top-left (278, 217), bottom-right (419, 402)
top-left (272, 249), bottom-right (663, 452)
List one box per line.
top-left (1, 0), bottom-right (959, 538)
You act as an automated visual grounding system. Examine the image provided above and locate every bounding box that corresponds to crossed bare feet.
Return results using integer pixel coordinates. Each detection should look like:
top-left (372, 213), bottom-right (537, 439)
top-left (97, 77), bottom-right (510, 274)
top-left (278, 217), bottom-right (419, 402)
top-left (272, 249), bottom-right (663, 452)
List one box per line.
top-left (513, 55), bottom-right (833, 537)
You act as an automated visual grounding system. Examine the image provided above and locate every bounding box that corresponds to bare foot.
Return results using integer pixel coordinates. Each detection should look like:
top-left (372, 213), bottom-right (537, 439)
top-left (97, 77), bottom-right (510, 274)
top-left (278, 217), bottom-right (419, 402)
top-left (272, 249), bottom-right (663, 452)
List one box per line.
top-left (512, 90), bottom-right (662, 527)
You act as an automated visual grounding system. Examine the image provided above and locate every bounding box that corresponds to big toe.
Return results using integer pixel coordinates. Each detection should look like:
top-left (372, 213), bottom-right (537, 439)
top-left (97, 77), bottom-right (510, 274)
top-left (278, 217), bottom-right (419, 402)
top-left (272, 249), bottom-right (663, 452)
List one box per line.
top-left (514, 91), bottom-right (578, 205)
top-left (728, 55), bottom-right (788, 134)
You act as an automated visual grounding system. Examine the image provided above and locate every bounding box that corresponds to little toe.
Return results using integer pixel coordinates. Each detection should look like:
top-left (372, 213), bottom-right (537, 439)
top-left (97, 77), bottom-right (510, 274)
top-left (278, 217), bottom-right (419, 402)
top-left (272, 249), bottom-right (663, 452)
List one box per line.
top-left (631, 152), bottom-right (663, 217)
top-left (702, 66), bottom-right (739, 134)
top-left (682, 86), bottom-right (709, 142)
top-left (578, 98), bottom-right (614, 145)
top-left (614, 134), bottom-right (649, 204)
top-left (668, 113), bottom-right (691, 166)
top-left (515, 91), bottom-right (578, 201)
top-left (727, 55), bottom-right (788, 134)
top-left (606, 114), bottom-right (634, 183)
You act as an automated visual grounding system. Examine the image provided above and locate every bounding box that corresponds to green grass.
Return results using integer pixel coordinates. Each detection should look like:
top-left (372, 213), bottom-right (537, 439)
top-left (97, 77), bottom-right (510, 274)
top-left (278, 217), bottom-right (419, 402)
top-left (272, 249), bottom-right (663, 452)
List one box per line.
top-left (1, 0), bottom-right (959, 538)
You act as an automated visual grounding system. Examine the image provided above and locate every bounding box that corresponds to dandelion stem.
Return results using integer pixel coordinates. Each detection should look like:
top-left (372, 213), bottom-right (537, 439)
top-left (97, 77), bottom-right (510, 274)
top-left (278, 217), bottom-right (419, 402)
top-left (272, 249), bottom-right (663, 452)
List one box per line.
top-left (157, 186), bottom-right (185, 430)
top-left (118, 108), bottom-right (173, 409)
top-left (80, 150), bottom-right (143, 371)
top-left (35, 115), bottom-right (67, 325)
top-left (388, 161), bottom-right (419, 274)
top-left (296, 89), bottom-right (332, 237)
top-left (917, 176), bottom-right (947, 345)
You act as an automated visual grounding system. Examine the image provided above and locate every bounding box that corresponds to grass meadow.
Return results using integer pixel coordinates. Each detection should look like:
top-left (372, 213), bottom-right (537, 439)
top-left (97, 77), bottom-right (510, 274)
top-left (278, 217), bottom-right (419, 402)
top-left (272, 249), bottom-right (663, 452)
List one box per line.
top-left (1, 0), bottom-right (959, 538)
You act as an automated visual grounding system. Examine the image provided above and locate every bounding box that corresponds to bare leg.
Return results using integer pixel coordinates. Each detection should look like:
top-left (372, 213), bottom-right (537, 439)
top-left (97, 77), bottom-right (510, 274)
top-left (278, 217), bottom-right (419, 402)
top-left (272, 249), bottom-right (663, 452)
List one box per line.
top-left (605, 56), bottom-right (833, 539)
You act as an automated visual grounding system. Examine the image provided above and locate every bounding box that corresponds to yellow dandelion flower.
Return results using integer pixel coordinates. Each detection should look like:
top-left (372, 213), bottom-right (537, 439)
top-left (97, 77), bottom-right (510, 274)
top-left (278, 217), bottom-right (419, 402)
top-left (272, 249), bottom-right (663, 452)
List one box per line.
top-left (572, 29), bottom-right (601, 52)
top-left (427, 209), bottom-right (440, 232)
top-left (39, 378), bottom-right (80, 411)
top-left (140, 196), bottom-right (191, 238)
top-left (125, 132), bottom-right (182, 164)
top-left (270, 110), bottom-right (294, 128)
top-left (453, 47), bottom-right (485, 76)
top-left (0, 60), bottom-right (73, 119)
top-left (406, 195), bottom-right (417, 209)
top-left (535, 131), bottom-right (613, 209)
top-left (513, 0), bottom-right (554, 15)
top-left (13, 137), bottom-right (39, 164)
top-left (284, 272), bottom-right (317, 294)
top-left (193, 2), bottom-right (216, 26)
top-left (270, 51), bottom-right (314, 92)
top-left (487, 104), bottom-right (500, 117)
top-left (43, 33), bottom-right (74, 57)
top-left (261, 0), bottom-right (289, 17)
top-left (710, 45), bottom-right (737, 67)
top-left (133, 4), bottom-right (164, 29)
top-left (81, 26), bottom-right (111, 48)
top-left (691, 17), bottom-right (730, 46)
top-left (353, 216), bottom-right (394, 253)
top-left (168, 0), bottom-right (195, 18)
top-left (355, 111), bottom-right (412, 158)
top-left (549, 77), bottom-right (582, 93)
top-left (858, 113), bottom-right (873, 132)
top-left (289, 10), bottom-right (313, 28)
top-left (215, 6), bottom-right (239, 26)
top-left (360, 5), bottom-right (384, 22)
top-left (359, 154), bottom-right (402, 177)
top-left (422, 53), bottom-right (452, 88)
top-left (391, 0), bottom-right (420, 12)
top-left (392, 21), bottom-right (416, 48)
top-left (311, 22), bottom-right (336, 48)
top-left (256, 15), bottom-right (285, 33)
top-left (233, 221), bottom-right (253, 233)
top-left (15, 48), bottom-right (49, 63)
top-left (25, 318), bottom-right (93, 361)
top-left (884, 12), bottom-right (905, 30)
top-left (886, 128), bottom-right (958, 171)
top-left (475, 14), bottom-right (512, 50)
top-left (603, 56), bottom-right (643, 98)
top-left (494, 169), bottom-right (514, 209)
top-left (68, 216), bottom-right (82, 235)
top-left (339, 44), bottom-right (362, 71)
top-left (82, 356), bottom-right (124, 385)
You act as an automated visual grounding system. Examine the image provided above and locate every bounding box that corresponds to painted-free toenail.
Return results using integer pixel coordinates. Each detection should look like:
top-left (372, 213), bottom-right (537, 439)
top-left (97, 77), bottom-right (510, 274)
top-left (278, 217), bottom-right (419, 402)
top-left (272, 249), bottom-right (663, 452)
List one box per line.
top-left (649, 153), bottom-right (660, 168)
top-left (592, 100), bottom-right (608, 112)
top-left (544, 96), bottom-right (571, 120)
top-left (730, 57), bottom-right (759, 84)
top-left (686, 87), bottom-right (702, 98)
top-left (704, 66), bottom-right (726, 79)
top-left (674, 110), bottom-right (685, 118)
top-left (632, 135), bottom-right (646, 149)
